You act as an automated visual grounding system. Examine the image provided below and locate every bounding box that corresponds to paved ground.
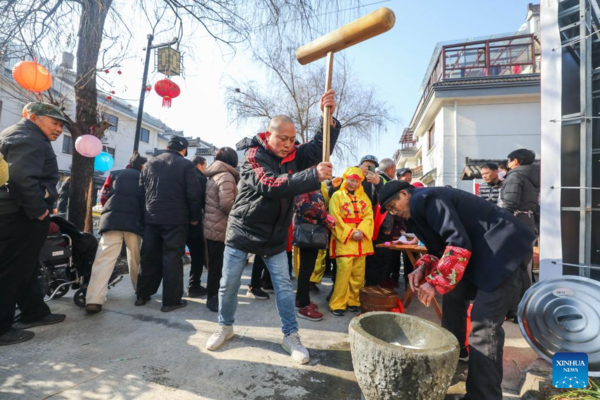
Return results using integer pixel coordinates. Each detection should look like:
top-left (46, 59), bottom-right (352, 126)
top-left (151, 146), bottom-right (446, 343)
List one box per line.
top-left (0, 262), bottom-right (537, 399)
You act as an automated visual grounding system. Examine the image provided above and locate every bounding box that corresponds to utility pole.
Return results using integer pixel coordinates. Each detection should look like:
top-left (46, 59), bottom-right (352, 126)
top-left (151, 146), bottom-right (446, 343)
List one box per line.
top-left (133, 35), bottom-right (178, 152)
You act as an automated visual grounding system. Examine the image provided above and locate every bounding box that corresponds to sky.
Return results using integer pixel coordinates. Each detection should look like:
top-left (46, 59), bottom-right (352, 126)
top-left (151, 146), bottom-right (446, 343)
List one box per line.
top-left (105, 0), bottom-right (538, 169)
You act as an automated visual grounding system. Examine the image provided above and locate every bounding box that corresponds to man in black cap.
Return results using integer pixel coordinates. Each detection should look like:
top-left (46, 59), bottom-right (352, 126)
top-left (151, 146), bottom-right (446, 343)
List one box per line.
top-left (0, 102), bottom-right (69, 345)
top-left (136, 136), bottom-right (201, 312)
top-left (396, 167), bottom-right (412, 183)
top-left (358, 154), bottom-right (382, 207)
top-left (378, 180), bottom-right (534, 400)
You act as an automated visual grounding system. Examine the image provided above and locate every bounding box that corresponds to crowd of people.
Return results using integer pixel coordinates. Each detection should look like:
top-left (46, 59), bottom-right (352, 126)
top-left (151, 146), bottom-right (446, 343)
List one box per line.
top-left (0, 93), bottom-right (540, 400)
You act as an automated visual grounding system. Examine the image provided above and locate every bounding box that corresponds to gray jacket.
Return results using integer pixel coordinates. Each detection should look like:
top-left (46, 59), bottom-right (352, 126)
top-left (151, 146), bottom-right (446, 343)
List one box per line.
top-left (0, 119), bottom-right (58, 218)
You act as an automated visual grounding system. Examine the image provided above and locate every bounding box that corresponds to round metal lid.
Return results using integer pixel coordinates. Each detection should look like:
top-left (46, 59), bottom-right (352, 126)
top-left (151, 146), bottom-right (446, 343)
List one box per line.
top-left (518, 276), bottom-right (600, 376)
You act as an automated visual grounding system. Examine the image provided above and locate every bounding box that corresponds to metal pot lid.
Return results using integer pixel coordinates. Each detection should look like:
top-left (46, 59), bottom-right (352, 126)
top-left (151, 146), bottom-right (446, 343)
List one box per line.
top-left (518, 276), bottom-right (600, 376)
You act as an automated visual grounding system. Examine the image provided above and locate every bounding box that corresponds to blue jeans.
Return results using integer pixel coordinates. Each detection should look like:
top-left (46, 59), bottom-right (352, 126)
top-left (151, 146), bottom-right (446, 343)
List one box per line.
top-left (218, 246), bottom-right (298, 335)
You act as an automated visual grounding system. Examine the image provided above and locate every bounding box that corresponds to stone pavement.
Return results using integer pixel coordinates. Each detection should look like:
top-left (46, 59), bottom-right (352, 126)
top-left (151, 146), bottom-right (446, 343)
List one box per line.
top-left (0, 262), bottom-right (537, 399)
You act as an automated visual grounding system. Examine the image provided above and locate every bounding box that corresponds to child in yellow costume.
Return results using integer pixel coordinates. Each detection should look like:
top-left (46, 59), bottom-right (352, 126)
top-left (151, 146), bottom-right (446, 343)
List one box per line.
top-left (328, 167), bottom-right (374, 315)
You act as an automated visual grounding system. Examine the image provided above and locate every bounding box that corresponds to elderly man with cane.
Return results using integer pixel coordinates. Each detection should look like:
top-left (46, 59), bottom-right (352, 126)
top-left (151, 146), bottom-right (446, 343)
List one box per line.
top-left (379, 180), bottom-right (534, 400)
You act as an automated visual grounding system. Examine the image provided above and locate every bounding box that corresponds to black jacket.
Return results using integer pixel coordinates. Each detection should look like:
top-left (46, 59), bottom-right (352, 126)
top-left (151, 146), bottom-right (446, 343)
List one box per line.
top-left (225, 120), bottom-right (341, 257)
top-left (407, 187), bottom-right (535, 292)
top-left (188, 169), bottom-right (207, 239)
top-left (139, 150), bottom-right (201, 225)
top-left (362, 177), bottom-right (383, 207)
top-left (99, 168), bottom-right (144, 236)
top-left (500, 164), bottom-right (540, 235)
top-left (0, 119), bottom-right (59, 218)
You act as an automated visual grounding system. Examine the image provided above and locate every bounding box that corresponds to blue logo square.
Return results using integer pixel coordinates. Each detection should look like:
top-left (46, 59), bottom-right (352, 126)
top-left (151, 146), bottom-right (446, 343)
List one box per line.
top-left (553, 352), bottom-right (588, 389)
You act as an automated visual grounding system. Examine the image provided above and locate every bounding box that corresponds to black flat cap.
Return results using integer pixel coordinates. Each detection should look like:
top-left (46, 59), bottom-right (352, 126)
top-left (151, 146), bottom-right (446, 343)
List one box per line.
top-left (168, 136), bottom-right (189, 151)
top-left (378, 180), bottom-right (412, 212)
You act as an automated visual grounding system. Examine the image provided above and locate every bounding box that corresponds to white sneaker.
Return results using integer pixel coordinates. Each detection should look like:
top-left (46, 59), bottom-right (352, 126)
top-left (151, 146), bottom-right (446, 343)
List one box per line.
top-left (206, 325), bottom-right (234, 351)
top-left (282, 332), bottom-right (310, 364)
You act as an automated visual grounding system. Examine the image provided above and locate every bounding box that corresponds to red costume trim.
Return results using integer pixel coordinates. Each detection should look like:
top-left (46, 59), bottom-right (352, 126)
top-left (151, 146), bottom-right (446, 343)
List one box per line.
top-left (344, 228), bottom-right (355, 244)
top-left (333, 252), bottom-right (374, 258)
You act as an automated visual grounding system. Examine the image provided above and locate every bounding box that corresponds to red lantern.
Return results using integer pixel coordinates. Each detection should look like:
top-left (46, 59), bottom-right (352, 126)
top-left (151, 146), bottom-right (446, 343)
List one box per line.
top-left (106, 95), bottom-right (112, 101)
top-left (12, 61), bottom-right (53, 93)
top-left (111, 90), bottom-right (115, 94)
top-left (145, 85), bottom-right (151, 92)
top-left (154, 79), bottom-right (180, 108)
top-left (104, 69), bottom-right (110, 74)
top-left (117, 70), bottom-right (122, 75)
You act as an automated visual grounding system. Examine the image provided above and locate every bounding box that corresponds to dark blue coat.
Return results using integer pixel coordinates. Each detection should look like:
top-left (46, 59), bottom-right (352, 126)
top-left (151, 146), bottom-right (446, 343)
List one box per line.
top-left (99, 168), bottom-right (144, 236)
top-left (407, 187), bottom-right (535, 291)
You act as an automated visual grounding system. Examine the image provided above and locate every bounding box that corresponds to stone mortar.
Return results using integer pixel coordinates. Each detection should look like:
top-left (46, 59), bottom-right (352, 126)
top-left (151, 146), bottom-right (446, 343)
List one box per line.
top-left (349, 311), bottom-right (459, 400)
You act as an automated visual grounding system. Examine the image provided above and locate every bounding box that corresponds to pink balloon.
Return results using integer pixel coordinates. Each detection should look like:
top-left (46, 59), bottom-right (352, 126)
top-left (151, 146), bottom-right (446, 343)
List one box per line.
top-left (75, 135), bottom-right (102, 158)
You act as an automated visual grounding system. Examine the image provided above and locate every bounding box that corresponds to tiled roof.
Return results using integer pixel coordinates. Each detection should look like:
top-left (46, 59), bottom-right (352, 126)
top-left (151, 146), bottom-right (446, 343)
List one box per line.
top-left (433, 74), bottom-right (540, 88)
top-left (195, 147), bottom-right (217, 156)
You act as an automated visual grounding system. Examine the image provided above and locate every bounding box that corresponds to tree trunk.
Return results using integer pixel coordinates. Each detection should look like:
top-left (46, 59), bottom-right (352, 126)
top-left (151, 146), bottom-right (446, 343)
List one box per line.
top-left (68, 0), bottom-right (113, 232)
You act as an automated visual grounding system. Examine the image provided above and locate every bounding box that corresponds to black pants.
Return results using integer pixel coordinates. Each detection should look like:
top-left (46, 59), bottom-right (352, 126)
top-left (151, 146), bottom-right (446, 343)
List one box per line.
top-left (389, 251), bottom-right (401, 280)
top-left (251, 255), bottom-right (267, 288)
top-left (365, 243), bottom-right (391, 287)
top-left (442, 265), bottom-right (523, 400)
top-left (137, 224), bottom-right (187, 307)
top-left (186, 224), bottom-right (205, 287)
top-left (296, 248), bottom-right (319, 307)
top-left (206, 239), bottom-right (225, 299)
top-left (0, 212), bottom-right (51, 335)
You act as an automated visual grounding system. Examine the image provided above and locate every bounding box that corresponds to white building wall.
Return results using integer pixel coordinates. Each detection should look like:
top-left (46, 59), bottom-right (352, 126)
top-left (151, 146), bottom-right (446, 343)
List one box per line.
top-left (421, 111), bottom-right (446, 187)
top-left (434, 101), bottom-right (541, 192)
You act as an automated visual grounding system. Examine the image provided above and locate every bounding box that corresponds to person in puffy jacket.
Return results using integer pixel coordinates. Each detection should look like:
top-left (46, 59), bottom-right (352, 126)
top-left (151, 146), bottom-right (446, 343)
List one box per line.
top-left (328, 167), bottom-right (374, 316)
top-left (136, 136), bottom-right (201, 312)
top-left (203, 147), bottom-right (240, 313)
top-left (500, 149), bottom-right (540, 235)
top-left (84, 152), bottom-right (147, 313)
top-left (500, 148), bottom-right (540, 322)
top-left (0, 102), bottom-right (69, 345)
top-left (206, 90), bottom-right (340, 366)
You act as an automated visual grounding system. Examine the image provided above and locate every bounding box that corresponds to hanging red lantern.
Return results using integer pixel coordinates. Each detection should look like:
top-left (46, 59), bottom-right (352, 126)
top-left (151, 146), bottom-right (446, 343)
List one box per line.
top-left (104, 69), bottom-right (110, 73)
top-left (154, 79), bottom-right (180, 108)
top-left (106, 95), bottom-right (112, 101)
top-left (12, 60), bottom-right (53, 93)
top-left (111, 90), bottom-right (115, 94)
top-left (117, 70), bottom-right (122, 75)
top-left (145, 85), bottom-right (152, 92)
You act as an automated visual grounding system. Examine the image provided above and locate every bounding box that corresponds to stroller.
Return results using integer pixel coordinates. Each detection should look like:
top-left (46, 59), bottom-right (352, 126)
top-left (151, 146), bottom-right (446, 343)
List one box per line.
top-left (38, 215), bottom-right (121, 307)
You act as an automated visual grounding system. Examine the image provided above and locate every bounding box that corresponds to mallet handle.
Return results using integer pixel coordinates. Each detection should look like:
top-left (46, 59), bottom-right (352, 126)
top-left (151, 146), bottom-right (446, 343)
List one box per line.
top-left (323, 51), bottom-right (334, 163)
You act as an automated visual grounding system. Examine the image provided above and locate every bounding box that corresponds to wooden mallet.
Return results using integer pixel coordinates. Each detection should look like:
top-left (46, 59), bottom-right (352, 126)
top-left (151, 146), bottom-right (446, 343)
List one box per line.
top-left (296, 7), bottom-right (395, 162)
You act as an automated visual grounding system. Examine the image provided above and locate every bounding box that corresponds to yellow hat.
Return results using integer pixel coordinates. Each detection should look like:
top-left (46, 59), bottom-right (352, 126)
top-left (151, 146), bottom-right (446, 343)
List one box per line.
top-left (341, 166), bottom-right (365, 195)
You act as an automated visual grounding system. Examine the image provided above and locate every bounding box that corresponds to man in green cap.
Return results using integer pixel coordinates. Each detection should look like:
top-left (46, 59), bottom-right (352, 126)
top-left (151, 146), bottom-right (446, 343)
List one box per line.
top-left (0, 102), bottom-right (69, 346)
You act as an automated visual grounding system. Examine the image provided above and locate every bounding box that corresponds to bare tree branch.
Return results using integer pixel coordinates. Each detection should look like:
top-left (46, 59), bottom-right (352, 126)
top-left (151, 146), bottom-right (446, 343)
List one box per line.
top-left (226, 40), bottom-right (395, 163)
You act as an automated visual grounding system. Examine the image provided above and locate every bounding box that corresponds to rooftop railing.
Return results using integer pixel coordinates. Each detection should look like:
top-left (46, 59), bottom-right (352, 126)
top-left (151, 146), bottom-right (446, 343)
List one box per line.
top-left (421, 34), bottom-right (541, 103)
